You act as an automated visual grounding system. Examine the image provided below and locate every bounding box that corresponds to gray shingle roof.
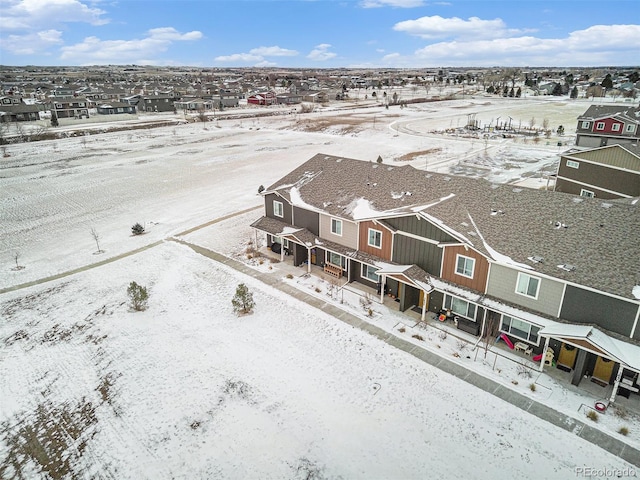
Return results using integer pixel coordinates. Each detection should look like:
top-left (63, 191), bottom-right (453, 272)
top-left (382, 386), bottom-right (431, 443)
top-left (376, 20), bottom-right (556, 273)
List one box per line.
top-left (266, 153), bottom-right (640, 300)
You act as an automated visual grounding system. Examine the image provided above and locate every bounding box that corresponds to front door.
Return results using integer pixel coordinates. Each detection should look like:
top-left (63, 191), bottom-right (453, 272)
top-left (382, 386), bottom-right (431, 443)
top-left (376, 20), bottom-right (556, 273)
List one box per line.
top-left (592, 356), bottom-right (615, 383)
top-left (557, 343), bottom-right (578, 370)
top-left (418, 290), bottom-right (429, 311)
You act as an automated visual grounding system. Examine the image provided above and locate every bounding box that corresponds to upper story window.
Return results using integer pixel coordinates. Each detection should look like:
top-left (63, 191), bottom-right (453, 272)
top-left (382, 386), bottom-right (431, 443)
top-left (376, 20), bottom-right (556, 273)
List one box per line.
top-left (581, 121), bottom-right (590, 129)
top-left (612, 123), bottom-right (621, 132)
top-left (331, 218), bottom-right (342, 236)
top-left (566, 160), bottom-right (579, 169)
top-left (516, 272), bottom-right (540, 299)
top-left (596, 122), bottom-right (605, 130)
top-left (55, 103), bottom-right (62, 108)
top-left (455, 254), bottom-right (475, 278)
top-left (78, 102), bottom-right (85, 107)
top-left (368, 228), bottom-right (382, 249)
top-left (273, 200), bottom-right (283, 218)
top-left (626, 124), bottom-right (635, 133)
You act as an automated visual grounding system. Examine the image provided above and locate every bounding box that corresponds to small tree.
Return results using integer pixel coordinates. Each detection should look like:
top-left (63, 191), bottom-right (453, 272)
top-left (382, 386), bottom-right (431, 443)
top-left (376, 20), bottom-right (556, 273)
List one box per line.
top-left (131, 223), bottom-right (145, 235)
top-left (127, 281), bottom-right (149, 311)
top-left (258, 185), bottom-right (265, 194)
top-left (556, 125), bottom-right (565, 136)
top-left (232, 283), bottom-right (254, 315)
top-left (12, 251), bottom-right (24, 270)
top-left (376, 155), bottom-right (383, 164)
top-left (50, 113), bottom-right (59, 127)
top-left (570, 86), bottom-right (578, 99)
top-left (90, 227), bottom-right (103, 254)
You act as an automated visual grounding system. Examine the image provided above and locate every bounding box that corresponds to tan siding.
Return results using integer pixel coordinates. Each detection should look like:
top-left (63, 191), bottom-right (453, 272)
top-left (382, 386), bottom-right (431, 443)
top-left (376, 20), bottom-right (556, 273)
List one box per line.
top-left (441, 245), bottom-right (489, 292)
top-left (568, 145), bottom-right (640, 172)
top-left (319, 215), bottom-right (358, 248)
top-left (359, 220), bottom-right (392, 260)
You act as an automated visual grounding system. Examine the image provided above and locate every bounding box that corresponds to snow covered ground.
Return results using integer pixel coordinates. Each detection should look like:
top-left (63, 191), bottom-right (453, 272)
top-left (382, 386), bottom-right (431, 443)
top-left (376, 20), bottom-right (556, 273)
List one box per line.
top-left (2, 96), bottom-right (638, 479)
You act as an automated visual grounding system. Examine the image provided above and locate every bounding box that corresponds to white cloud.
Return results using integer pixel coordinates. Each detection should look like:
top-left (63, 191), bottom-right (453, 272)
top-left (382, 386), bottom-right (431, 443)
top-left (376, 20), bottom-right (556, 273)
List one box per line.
top-left (307, 44), bottom-right (337, 61)
top-left (215, 53), bottom-right (264, 63)
top-left (249, 46), bottom-right (298, 57)
top-left (408, 24), bottom-right (640, 67)
top-left (360, 0), bottom-right (425, 7)
top-left (1, 29), bottom-right (63, 55)
top-left (60, 27), bottom-right (202, 64)
top-left (393, 15), bottom-right (530, 40)
top-left (1, 0), bottom-right (108, 30)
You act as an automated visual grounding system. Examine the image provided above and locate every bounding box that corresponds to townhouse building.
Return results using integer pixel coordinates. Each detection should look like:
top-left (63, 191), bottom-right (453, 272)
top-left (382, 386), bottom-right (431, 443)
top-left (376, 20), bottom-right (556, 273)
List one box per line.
top-left (251, 153), bottom-right (640, 401)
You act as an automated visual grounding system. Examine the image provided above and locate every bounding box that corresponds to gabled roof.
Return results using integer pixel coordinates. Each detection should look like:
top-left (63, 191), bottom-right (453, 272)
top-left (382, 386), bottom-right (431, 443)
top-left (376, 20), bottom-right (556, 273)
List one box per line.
top-left (562, 144), bottom-right (640, 172)
top-left (266, 153), bottom-right (640, 301)
top-left (578, 104), bottom-right (640, 122)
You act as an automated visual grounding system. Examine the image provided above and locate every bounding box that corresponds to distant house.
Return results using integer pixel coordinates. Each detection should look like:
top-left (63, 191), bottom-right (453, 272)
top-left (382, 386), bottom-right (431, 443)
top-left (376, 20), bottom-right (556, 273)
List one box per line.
top-left (96, 101), bottom-right (136, 115)
top-left (138, 92), bottom-right (180, 112)
top-left (555, 144), bottom-right (640, 199)
top-left (247, 91), bottom-right (276, 106)
top-left (276, 92), bottom-right (302, 105)
top-left (575, 105), bottom-right (640, 148)
top-left (219, 89), bottom-right (240, 108)
top-left (173, 98), bottom-right (214, 112)
top-left (49, 96), bottom-right (91, 119)
top-left (0, 97), bottom-right (43, 122)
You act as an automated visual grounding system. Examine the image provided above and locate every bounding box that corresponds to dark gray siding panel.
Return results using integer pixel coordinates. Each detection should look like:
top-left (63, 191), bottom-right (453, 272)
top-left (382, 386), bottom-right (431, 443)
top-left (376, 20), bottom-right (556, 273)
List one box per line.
top-left (264, 193), bottom-right (292, 224)
top-left (393, 235), bottom-right (443, 275)
top-left (561, 285), bottom-right (637, 337)
top-left (352, 262), bottom-right (378, 289)
top-left (385, 216), bottom-right (455, 242)
top-left (293, 206), bottom-right (319, 235)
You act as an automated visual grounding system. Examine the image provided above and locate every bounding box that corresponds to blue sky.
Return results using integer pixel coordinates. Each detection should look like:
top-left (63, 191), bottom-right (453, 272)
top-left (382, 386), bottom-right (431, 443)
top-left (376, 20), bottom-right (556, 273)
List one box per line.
top-left (1, 0), bottom-right (639, 68)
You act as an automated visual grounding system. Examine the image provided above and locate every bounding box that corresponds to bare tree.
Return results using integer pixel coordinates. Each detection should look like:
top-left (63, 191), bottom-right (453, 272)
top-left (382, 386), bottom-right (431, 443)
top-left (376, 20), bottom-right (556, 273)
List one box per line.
top-left (90, 227), bottom-right (103, 254)
top-left (482, 312), bottom-right (499, 359)
top-left (12, 251), bottom-right (24, 270)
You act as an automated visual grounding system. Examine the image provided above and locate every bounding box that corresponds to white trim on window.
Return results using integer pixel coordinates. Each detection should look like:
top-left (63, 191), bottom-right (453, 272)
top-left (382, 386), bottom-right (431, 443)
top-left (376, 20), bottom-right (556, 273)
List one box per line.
top-left (500, 315), bottom-right (541, 345)
top-left (455, 254), bottom-right (475, 278)
top-left (362, 264), bottom-right (379, 282)
top-left (515, 272), bottom-right (541, 299)
top-left (612, 123), bottom-right (621, 132)
top-left (273, 200), bottom-right (283, 218)
top-left (566, 160), bottom-right (579, 169)
top-left (580, 189), bottom-right (595, 198)
top-left (368, 228), bottom-right (382, 249)
top-left (596, 122), bottom-right (605, 130)
top-left (581, 121), bottom-right (590, 129)
top-left (331, 218), bottom-right (342, 236)
top-left (626, 124), bottom-right (635, 133)
top-left (444, 294), bottom-right (477, 320)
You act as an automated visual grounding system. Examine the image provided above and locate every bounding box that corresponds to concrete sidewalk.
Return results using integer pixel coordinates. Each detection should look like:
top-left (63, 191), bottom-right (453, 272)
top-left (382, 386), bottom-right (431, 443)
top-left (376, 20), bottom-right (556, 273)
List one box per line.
top-left (172, 238), bottom-right (640, 468)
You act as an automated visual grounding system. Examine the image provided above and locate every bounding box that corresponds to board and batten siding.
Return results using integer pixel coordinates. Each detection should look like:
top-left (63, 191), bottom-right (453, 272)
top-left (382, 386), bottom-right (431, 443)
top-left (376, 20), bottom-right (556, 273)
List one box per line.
top-left (392, 234), bottom-right (443, 275)
top-left (264, 193), bottom-right (292, 224)
top-left (561, 285), bottom-right (639, 338)
top-left (486, 264), bottom-right (563, 317)
top-left (358, 220), bottom-right (392, 260)
top-left (319, 215), bottom-right (358, 249)
top-left (441, 245), bottom-right (489, 292)
top-left (292, 206), bottom-right (319, 236)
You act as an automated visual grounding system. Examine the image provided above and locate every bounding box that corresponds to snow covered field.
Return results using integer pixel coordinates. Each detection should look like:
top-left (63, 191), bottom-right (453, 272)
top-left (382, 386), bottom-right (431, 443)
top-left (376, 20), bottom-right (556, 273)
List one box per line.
top-left (1, 96), bottom-right (637, 478)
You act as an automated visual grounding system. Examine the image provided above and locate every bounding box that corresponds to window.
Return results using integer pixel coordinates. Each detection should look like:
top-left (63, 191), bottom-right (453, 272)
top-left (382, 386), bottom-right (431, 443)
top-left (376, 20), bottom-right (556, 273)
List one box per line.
top-left (501, 316), bottom-right (540, 344)
top-left (596, 122), bottom-right (605, 130)
top-left (331, 218), bottom-right (342, 236)
top-left (626, 124), bottom-right (635, 133)
top-left (444, 295), bottom-right (476, 320)
top-left (612, 123), bottom-right (620, 132)
top-left (455, 255), bottom-right (475, 278)
top-left (580, 189), bottom-right (595, 198)
top-left (566, 160), bottom-right (579, 169)
top-left (78, 102), bottom-right (85, 107)
top-left (368, 228), bottom-right (382, 248)
top-left (581, 121), bottom-right (590, 129)
top-left (55, 103), bottom-right (62, 108)
top-left (362, 264), bottom-right (379, 282)
top-left (273, 200), bottom-right (283, 218)
top-left (327, 252), bottom-right (345, 269)
top-left (516, 272), bottom-right (540, 299)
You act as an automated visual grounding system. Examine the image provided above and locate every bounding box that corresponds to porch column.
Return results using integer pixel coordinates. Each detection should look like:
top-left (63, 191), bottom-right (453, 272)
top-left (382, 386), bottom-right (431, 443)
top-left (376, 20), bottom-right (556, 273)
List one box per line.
top-left (420, 290), bottom-right (427, 322)
top-left (379, 274), bottom-right (386, 303)
top-left (539, 336), bottom-right (551, 372)
top-left (280, 244), bottom-right (284, 262)
top-left (609, 365), bottom-right (624, 404)
top-left (307, 247), bottom-right (312, 273)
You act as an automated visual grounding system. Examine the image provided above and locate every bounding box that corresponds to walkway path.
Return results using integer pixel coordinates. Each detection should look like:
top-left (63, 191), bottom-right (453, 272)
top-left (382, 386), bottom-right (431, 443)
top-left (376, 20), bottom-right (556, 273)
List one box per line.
top-left (172, 237), bottom-right (640, 468)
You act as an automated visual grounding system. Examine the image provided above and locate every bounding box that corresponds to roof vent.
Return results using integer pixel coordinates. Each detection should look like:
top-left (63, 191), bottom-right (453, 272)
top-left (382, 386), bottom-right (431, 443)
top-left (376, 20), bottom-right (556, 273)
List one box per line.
top-left (425, 174), bottom-right (432, 178)
top-left (558, 264), bottom-right (576, 272)
top-left (572, 197), bottom-right (583, 203)
top-left (443, 176), bottom-right (451, 182)
top-left (554, 221), bottom-right (568, 229)
top-left (468, 231), bottom-right (477, 237)
top-left (512, 188), bottom-right (522, 193)
top-left (528, 256), bottom-right (544, 264)
top-left (336, 158), bottom-right (342, 163)
top-left (601, 202), bottom-right (613, 209)
top-left (490, 209), bottom-right (505, 215)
